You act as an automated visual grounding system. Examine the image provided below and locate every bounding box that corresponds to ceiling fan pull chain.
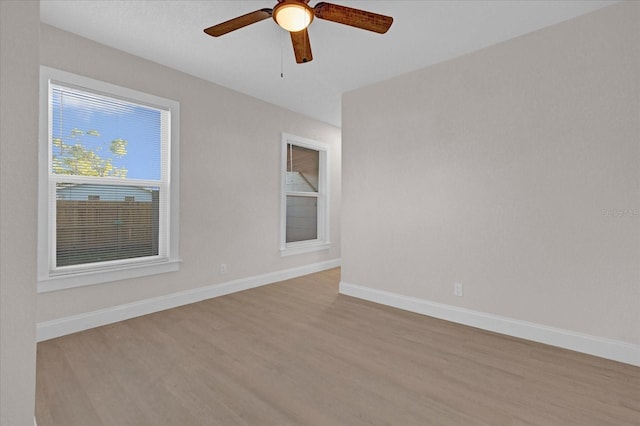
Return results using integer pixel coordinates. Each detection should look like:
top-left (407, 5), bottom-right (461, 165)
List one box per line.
top-left (281, 30), bottom-right (286, 78)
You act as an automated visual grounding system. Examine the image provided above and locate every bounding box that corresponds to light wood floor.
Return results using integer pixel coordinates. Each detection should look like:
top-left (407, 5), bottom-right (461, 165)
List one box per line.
top-left (36, 268), bottom-right (639, 425)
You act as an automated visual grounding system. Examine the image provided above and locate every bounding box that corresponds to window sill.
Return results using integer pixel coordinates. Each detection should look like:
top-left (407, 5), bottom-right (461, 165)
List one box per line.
top-left (280, 242), bottom-right (331, 257)
top-left (37, 259), bottom-right (181, 293)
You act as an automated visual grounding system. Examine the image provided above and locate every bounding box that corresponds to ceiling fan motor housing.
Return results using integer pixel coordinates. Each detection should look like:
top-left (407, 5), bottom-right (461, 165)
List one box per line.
top-left (273, 0), bottom-right (315, 32)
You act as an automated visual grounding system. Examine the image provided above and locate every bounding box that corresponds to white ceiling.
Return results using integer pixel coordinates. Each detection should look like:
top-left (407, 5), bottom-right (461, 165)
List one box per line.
top-left (40, 0), bottom-right (616, 127)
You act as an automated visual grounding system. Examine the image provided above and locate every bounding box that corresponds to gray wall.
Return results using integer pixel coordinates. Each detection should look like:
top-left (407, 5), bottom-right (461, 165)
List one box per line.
top-left (342, 2), bottom-right (639, 345)
top-left (37, 24), bottom-right (341, 321)
top-left (0, 1), bottom-right (39, 424)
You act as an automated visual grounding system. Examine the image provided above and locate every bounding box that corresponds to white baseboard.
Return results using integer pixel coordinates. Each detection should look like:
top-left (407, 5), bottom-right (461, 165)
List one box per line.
top-left (36, 259), bottom-right (341, 342)
top-left (339, 281), bottom-right (640, 367)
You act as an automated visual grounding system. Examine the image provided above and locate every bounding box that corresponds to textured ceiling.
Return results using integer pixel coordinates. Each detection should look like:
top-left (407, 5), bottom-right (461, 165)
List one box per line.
top-left (40, 0), bottom-right (616, 127)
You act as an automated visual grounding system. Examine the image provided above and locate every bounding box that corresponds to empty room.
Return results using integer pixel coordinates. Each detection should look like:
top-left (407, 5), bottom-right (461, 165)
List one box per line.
top-left (1, 1), bottom-right (638, 425)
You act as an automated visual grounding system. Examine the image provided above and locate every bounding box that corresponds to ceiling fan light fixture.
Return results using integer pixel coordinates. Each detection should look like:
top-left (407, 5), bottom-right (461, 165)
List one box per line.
top-left (273, 2), bottom-right (314, 32)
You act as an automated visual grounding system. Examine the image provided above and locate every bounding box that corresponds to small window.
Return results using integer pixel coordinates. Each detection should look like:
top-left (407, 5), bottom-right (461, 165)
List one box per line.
top-left (38, 67), bottom-right (180, 292)
top-left (280, 133), bottom-right (330, 256)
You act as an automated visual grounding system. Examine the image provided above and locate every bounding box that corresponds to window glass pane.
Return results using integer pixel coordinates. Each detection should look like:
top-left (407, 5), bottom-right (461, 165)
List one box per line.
top-left (56, 183), bottom-right (159, 267)
top-left (51, 85), bottom-right (162, 180)
top-left (286, 195), bottom-right (318, 243)
top-left (286, 144), bottom-right (319, 192)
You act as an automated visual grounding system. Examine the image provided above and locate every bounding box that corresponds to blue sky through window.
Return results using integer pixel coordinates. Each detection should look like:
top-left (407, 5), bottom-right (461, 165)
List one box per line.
top-left (51, 85), bottom-right (162, 180)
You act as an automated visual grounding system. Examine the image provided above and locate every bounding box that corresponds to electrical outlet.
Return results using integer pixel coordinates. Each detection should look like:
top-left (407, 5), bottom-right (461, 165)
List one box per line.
top-left (219, 263), bottom-right (227, 275)
top-left (454, 282), bottom-right (463, 297)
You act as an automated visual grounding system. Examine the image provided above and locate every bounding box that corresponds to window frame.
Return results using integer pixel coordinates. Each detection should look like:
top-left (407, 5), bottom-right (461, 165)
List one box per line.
top-left (38, 66), bottom-right (180, 293)
top-left (280, 133), bottom-right (330, 256)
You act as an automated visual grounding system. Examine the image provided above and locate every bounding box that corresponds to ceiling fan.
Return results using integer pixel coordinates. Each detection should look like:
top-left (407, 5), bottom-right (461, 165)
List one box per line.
top-left (203, 0), bottom-right (393, 64)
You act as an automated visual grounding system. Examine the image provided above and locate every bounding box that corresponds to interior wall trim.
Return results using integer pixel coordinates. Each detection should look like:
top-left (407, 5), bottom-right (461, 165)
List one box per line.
top-left (36, 258), bottom-right (341, 341)
top-left (339, 281), bottom-right (640, 367)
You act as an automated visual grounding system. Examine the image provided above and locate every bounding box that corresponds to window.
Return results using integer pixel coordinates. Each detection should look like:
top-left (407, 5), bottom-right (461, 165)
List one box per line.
top-left (280, 133), bottom-right (330, 256)
top-left (38, 67), bottom-right (180, 292)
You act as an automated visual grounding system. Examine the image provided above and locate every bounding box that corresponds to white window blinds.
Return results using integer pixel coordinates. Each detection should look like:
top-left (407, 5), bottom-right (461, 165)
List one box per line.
top-left (48, 82), bottom-right (170, 272)
top-left (280, 133), bottom-right (330, 256)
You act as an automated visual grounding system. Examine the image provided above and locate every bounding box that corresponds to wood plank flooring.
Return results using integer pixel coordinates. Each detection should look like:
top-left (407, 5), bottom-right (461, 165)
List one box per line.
top-left (36, 268), bottom-right (640, 425)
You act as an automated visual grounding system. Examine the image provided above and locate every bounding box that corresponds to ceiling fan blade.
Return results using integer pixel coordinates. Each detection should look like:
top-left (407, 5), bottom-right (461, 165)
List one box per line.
top-left (313, 2), bottom-right (393, 34)
top-left (290, 29), bottom-right (313, 64)
top-left (204, 8), bottom-right (273, 37)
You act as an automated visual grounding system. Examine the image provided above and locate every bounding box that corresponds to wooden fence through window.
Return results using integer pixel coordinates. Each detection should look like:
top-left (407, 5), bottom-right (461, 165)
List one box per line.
top-left (56, 200), bottom-right (159, 266)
